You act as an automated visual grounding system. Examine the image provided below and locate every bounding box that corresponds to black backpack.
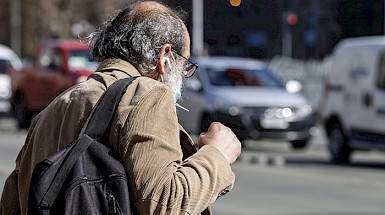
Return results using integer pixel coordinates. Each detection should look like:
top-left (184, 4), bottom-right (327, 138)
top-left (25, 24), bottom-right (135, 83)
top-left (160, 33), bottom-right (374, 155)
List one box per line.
top-left (28, 77), bottom-right (138, 215)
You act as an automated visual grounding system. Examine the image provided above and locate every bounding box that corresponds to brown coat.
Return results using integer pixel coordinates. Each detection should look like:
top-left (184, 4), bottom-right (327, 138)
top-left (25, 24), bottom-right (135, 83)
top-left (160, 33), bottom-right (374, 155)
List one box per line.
top-left (1, 59), bottom-right (235, 215)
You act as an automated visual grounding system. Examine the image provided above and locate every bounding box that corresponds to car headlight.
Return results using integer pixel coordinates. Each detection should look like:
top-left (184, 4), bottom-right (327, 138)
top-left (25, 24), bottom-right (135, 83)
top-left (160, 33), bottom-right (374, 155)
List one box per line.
top-left (264, 105), bottom-right (312, 119)
top-left (264, 107), bottom-right (292, 119)
top-left (0, 85), bottom-right (11, 99)
top-left (281, 108), bottom-right (293, 118)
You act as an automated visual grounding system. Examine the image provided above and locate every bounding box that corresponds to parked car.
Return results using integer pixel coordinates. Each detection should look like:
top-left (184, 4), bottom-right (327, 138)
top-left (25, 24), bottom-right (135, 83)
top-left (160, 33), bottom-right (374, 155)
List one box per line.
top-left (0, 44), bottom-right (23, 115)
top-left (9, 40), bottom-right (97, 128)
top-left (322, 36), bottom-right (385, 163)
top-left (178, 56), bottom-right (315, 149)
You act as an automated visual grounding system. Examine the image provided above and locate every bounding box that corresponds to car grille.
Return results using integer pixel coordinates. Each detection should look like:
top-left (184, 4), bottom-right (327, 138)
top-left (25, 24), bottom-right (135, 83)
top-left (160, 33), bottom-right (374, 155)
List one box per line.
top-left (243, 107), bottom-right (270, 116)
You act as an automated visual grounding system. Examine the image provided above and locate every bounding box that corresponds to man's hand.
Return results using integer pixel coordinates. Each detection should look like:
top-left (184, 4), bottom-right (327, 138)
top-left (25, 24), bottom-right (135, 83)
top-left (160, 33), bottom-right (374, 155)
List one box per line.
top-left (198, 122), bottom-right (241, 164)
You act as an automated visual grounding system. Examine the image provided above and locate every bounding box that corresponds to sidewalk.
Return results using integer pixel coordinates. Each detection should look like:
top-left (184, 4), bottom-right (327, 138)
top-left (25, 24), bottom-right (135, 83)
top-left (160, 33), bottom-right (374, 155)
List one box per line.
top-left (0, 117), bottom-right (27, 195)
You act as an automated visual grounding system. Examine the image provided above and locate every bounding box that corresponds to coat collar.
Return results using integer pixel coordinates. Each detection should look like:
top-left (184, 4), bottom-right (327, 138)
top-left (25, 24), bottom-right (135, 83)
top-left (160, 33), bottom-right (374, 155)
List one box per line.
top-left (96, 59), bottom-right (142, 77)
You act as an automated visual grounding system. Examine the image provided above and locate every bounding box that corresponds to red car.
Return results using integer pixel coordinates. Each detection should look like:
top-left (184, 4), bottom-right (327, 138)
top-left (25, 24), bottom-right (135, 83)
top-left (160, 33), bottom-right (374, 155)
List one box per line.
top-left (9, 40), bottom-right (97, 128)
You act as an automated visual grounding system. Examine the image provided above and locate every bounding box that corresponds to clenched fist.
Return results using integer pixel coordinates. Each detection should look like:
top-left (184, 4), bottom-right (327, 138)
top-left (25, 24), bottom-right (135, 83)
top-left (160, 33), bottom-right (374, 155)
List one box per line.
top-left (198, 122), bottom-right (242, 164)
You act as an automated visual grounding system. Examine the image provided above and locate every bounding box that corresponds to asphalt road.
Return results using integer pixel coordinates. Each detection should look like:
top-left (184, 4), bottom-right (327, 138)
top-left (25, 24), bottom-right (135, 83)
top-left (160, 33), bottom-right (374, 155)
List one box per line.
top-left (1, 116), bottom-right (385, 215)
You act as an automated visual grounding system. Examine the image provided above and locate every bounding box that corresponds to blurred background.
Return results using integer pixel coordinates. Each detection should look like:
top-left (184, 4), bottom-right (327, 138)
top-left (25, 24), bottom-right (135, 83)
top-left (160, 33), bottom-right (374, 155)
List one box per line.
top-left (1, 0), bottom-right (385, 214)
top-left (1, 0), bottom-right (384, 109)
top-left (2, 0), bottom-right (384, 59)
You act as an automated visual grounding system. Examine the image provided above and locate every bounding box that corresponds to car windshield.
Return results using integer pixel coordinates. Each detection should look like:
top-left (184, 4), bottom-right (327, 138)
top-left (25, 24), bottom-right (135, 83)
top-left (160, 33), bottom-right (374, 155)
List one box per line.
top-left (0, 59), bottom-right (12, 74)
top-left (68, 50), bottom-right (98, 71)
top-left (206, 67), bottom-right (284, 88)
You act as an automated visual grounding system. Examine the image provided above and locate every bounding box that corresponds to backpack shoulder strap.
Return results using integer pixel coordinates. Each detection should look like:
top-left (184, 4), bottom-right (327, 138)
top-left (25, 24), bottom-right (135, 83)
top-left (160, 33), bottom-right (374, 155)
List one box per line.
top-left (79, 76), bottom-right (139, 140)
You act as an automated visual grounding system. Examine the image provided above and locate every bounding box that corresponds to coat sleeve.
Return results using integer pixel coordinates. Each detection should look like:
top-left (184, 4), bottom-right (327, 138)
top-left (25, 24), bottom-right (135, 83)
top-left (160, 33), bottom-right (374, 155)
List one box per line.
top-left (119, 84), bottom-right (235, 215)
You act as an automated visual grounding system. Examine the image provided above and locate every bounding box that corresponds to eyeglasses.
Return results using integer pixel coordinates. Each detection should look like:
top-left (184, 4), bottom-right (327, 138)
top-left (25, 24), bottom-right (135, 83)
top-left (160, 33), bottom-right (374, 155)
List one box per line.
top-left (171, 47), bottom-right (198, 78)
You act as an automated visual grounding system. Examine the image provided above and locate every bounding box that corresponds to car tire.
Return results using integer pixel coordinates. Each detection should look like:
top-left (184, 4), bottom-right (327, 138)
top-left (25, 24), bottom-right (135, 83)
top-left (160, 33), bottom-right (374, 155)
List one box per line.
top-left (328, 124), bottom-right (352, 164)
top-left (290, 140), bottom-right (308, 150)
top-left (14, 93), bottom-right (32, 129)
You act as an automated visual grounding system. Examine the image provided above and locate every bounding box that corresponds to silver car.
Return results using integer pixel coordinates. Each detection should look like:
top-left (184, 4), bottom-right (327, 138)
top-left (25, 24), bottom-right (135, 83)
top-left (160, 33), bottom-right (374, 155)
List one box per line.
top-left (178, 56), bottom-right (315, 149)
top-left (0, 44), bottom-right (22, 115)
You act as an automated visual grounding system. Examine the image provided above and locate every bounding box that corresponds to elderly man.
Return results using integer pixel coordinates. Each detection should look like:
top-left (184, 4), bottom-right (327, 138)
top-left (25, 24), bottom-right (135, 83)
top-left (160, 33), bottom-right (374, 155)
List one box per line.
top-left (1, 1), bottom-right (241, 214)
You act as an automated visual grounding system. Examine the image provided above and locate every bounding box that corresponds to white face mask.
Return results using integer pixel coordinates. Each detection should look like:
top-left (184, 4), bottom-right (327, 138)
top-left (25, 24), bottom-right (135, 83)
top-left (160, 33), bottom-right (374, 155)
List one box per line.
top-left (173, 78), bottom-right (183, 103)
top-left (162, 52), bottom-right (184, 103)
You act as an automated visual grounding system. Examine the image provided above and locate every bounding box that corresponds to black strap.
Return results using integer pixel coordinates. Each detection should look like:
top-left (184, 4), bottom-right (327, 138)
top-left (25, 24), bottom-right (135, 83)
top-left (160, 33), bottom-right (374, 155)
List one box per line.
top-left (80, 77), bottom-right (139, 140)
top-left (40, 77), bottom-right (139, 208)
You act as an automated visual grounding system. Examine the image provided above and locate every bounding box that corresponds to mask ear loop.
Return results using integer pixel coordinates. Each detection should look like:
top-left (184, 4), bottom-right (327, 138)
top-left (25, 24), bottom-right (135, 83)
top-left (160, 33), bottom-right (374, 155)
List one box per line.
top-left (170, 51), bottom-right (176, 62)
top-left (170, 52), bottom-right (179, 73)
top-left (169, 51), bottom-right (189, 111)
top-left (160, 55), bottom-right (172, 84)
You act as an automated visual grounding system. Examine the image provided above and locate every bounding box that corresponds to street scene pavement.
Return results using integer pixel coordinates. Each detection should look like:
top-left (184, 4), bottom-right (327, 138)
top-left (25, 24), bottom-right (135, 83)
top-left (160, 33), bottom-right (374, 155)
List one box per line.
top-left (1, 116), bottom-right (385, 215)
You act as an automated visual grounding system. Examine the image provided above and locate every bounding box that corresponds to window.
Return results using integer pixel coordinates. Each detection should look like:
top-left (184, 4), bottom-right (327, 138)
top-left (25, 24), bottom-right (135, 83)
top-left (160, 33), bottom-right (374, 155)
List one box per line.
top-left (38, 48), bottom-right (62, 71)
top-left (206, 67), bottom-right (284, 88)
top-left (68, 50), bottom-right (97, 71)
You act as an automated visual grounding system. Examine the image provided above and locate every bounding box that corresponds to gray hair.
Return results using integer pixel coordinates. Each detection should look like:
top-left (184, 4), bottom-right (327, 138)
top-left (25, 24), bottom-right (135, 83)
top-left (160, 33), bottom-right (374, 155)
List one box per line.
top-left (87, 2), bottom-right (187, 77)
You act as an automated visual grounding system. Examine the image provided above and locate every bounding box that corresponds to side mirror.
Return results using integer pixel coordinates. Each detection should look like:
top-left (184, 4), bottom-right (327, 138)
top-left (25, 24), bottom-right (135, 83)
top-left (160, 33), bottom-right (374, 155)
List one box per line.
top-left (286, 80), bottom-right (302, 93)
top-left (184, 78), bottom-right (202, 92)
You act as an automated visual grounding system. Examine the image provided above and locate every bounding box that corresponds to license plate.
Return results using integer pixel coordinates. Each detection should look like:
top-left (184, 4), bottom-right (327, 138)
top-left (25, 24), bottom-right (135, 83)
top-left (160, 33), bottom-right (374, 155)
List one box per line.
top-left (260, 118), bottom-right (289, 129)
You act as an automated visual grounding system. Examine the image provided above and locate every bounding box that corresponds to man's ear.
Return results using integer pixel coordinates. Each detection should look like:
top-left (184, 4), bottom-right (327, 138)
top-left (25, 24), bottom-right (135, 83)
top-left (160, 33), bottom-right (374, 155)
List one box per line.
top-left (158, 44), bottom-right (172, 75)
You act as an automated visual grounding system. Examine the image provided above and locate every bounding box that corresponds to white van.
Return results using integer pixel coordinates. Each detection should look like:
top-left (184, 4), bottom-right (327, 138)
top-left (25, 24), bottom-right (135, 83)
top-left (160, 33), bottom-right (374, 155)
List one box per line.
top-left (322, 36), bottom-right (385, 163)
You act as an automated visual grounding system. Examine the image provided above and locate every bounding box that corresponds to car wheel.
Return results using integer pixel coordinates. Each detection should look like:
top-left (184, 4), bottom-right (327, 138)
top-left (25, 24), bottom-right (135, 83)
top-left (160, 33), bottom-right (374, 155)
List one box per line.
top-left (14, 93), bottom-right (32, 129)
top-left (328, 124), bottom-right (352, 163)
top-left (290, 140), bottom-right (308, 150)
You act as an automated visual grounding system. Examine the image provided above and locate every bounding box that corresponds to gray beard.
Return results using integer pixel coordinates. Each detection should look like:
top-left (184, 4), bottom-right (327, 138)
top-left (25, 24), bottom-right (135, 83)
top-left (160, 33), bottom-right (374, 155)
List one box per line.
top-left (163, 69), bottom-right (184, 103)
